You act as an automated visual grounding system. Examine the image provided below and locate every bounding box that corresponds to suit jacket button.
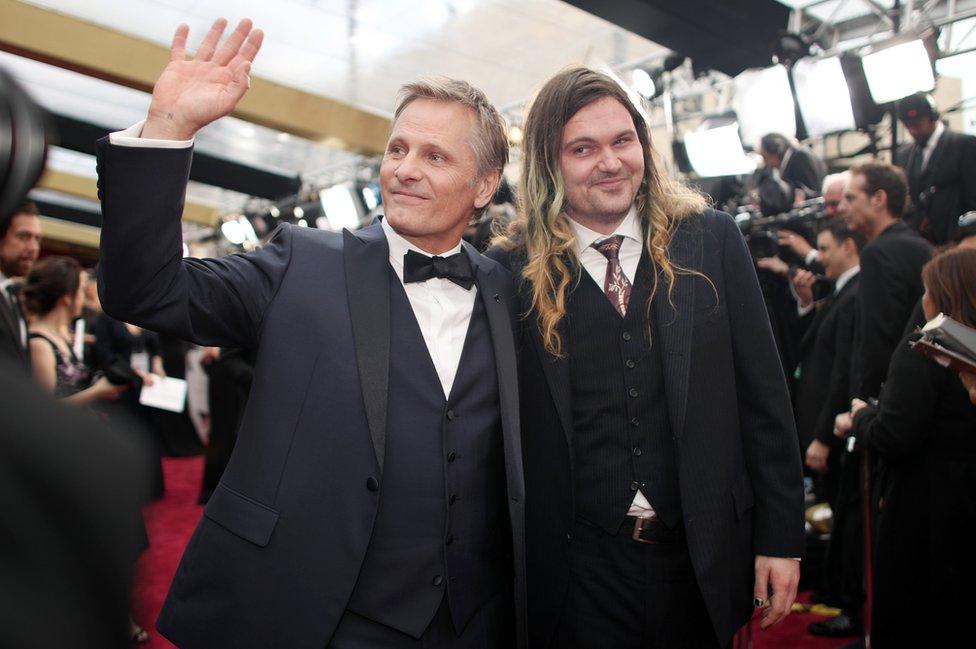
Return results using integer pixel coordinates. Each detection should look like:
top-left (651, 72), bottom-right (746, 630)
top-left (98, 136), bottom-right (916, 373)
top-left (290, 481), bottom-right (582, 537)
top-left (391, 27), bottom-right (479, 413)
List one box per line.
top-left (630, 481), bottom-right (639, 491)
top-left (432, 575), bottom-right (444, 586)
top-left (622, 331), bottom-right (632, 341)
top-left (366, 477), bottom-right (379, 492)
top-left (447, 451), bottom-right (457, 462)
top-left (446, 409), bottom-right (456, 421)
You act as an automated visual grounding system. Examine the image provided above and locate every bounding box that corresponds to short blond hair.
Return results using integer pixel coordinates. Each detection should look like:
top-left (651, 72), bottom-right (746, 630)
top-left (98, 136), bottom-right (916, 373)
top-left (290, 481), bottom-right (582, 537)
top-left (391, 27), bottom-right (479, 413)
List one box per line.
top-left (393, 77), bottom-right (509, 180)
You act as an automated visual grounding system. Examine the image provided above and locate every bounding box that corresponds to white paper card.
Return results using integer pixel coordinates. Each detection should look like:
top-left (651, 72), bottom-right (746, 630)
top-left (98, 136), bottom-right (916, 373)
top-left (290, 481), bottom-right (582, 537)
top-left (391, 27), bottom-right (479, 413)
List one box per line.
top-left (139, 376), bottom-right (188, 413)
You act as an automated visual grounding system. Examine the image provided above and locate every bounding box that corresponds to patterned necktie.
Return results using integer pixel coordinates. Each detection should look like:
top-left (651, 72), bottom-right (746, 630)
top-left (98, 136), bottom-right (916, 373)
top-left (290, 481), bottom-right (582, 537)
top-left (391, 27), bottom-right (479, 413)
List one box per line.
top-left (591, 235), bottom-right (632, 317)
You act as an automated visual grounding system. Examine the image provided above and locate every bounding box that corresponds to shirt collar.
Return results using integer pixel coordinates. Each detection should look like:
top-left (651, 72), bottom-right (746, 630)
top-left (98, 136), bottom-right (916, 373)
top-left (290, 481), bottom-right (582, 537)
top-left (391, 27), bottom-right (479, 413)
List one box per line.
top-left (925, 121), bottom-right (945, 153)
top-left (381, 216), bottom-right (463, 276)
top-left (834, 265), bottom-right (860, 294)
top-left (569, 206), bottom-right (641, 258)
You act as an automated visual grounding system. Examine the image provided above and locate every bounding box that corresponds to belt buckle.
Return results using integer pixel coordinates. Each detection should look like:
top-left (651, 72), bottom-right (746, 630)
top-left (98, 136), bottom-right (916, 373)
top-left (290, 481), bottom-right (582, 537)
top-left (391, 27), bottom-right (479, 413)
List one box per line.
top-left (631, 516), bottom-right (659, 544)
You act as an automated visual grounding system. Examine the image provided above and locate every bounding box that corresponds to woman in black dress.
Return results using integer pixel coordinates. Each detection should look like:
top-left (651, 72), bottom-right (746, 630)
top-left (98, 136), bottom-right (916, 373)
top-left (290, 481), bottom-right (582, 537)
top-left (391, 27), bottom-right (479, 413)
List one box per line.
top-left (23, 256), bottom-right (126, 404)
top-left (836, 248), bottom-right (976, 647)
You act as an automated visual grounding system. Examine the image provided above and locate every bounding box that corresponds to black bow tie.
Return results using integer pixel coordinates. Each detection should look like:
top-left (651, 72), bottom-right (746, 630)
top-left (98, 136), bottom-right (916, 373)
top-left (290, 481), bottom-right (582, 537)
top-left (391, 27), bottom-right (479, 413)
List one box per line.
top-left (403, 249), bottom-right (475, 290)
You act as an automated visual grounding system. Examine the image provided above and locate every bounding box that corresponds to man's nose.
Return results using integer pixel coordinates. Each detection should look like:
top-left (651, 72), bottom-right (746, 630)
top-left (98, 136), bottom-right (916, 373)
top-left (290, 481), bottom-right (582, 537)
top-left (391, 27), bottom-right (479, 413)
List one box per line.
top-left (395, 153), bottom-right (422, 183)
top-left (596, 148), bottom-right (622, 173)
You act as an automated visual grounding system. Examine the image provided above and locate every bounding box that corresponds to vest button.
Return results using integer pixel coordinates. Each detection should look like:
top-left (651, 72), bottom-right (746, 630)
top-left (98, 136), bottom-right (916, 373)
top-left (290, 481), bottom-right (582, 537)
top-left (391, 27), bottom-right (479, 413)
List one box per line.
top-left (622, 331), bottom-right (632, 341)
top-left (630, 480), bottom-right (639, 491)
top-left (446, 534), bottom-right (455, 545)
top-left (447, 451), bottom-right (457, 462)
top-left (432, 575), bottom-right (443, 586)
top-left (366, 477), bottom-right (379, 492)
top-left (446, 409), bottom-right (456, 421)
top-left (625, 359), bottom-right (636, 369)
top-left (631, 417), bottom-right (640, 427)
top-left (633, 447), bottom-right (643, 456)
top-left (449, 494), bottom-right (458, 505)
top-left (628, 388), bottom-right (639, 398)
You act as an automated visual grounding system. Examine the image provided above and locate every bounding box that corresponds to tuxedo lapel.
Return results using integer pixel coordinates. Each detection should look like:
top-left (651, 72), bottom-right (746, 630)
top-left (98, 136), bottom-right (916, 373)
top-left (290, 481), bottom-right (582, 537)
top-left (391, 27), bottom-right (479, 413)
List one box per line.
top-left (653, 222), bottom-right (697, 440)
top-left (343, 223), bottom-right (391, 473)
top-left (463, 242), bottom-right (524, 497)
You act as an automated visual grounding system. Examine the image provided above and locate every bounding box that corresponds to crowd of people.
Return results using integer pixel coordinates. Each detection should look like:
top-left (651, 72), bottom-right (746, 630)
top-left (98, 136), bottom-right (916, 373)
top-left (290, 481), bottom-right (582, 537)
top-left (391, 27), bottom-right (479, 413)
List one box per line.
top-left (1, 15), bottom-right (975, 649)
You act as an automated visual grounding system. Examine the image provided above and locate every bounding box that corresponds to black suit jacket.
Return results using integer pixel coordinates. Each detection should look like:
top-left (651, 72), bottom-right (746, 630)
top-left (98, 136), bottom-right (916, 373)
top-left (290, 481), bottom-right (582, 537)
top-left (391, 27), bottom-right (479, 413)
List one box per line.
top-left (490, 209), bottom-right (805, 647)
top-left (854, 221), bottom-right (932, 399)
top-left (782, 147), bottom-right (827, 199)
top-left (95, 139), bottom-right (527, 649)
top-left (794, 274), bottom-right (860, 451)
top-left (896, 127), bottom-right (976, 244)
top-left (0, 284), bottom-right (29, 371)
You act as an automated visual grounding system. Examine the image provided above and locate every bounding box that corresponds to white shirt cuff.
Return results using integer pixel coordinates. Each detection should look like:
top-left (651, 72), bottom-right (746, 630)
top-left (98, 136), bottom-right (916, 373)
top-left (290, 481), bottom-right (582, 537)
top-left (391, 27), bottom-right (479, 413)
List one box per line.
top-left (108, 120), bottom-right (194, 149)
top-left (797, 302), bottom-right (814, 317)
top-left (804, 250), bottom-right (819, 265)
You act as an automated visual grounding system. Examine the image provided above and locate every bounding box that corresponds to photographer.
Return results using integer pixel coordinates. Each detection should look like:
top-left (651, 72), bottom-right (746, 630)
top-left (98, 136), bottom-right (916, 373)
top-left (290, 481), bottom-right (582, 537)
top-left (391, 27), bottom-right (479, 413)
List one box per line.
top-left (894, 93), bottom-right (976, 245)
top-left (760, 132), bottom-right (827, 204)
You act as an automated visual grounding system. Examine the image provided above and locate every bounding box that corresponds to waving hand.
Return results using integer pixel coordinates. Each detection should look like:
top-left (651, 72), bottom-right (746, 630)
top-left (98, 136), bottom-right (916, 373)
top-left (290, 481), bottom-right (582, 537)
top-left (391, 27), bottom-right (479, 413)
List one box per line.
top-left (142, 18), bottom-right (264, 140)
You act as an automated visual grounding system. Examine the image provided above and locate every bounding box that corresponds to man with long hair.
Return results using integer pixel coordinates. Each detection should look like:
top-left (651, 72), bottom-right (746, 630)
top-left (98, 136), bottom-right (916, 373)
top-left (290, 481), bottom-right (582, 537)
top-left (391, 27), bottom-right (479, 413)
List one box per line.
top-left (491, 67), bottom-right (804, 648)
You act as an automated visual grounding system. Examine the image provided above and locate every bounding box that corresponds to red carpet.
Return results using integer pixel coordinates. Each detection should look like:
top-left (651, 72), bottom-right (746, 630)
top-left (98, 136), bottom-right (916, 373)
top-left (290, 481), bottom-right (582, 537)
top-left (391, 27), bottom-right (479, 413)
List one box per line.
top-left (134, 457), bottom-right (852, 648)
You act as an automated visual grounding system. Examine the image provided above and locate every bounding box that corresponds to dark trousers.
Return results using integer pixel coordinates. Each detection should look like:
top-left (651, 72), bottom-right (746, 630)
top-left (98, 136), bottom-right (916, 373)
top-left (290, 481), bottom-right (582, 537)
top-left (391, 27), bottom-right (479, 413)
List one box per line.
top-left (824, 451), bottom-right (864, 621)
top-left (553, 518), bottom-right (721, 649)
top-left (327, 589), bottom-right (514, 649)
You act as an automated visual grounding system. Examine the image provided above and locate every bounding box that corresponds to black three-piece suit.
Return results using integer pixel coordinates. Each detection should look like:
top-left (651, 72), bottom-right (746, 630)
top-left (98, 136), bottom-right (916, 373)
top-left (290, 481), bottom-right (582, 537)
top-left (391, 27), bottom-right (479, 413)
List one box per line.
top-left (96, 139), bottom-right (527, 649)
top-left (491, 209), bottom-right (805, 647)
top-left (896, 126), bottom-right (976, 244)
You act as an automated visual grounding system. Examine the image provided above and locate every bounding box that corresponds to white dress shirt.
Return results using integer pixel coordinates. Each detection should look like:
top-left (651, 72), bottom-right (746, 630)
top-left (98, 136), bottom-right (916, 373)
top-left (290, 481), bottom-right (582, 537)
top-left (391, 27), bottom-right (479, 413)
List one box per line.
top-left (569, 207), bottom-right (657, 519)
top-left (381, 218), bottom-right (477, 398)
top-left (920, 121), bottom-right (945, 171)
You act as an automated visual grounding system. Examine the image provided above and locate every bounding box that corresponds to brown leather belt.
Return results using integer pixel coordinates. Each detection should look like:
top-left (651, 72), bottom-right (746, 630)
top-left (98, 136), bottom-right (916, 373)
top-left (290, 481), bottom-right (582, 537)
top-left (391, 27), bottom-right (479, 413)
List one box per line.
top-left (628, 515), bottom-right (685, 545)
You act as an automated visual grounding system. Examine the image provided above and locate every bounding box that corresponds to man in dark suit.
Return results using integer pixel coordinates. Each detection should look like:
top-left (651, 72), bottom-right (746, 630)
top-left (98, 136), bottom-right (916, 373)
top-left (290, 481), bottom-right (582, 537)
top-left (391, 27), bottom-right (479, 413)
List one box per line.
top-left (97, 18), bottom-right (526, 649)
top-left (0, 201), bottom-right (41, 371)
top-left (894, 93), bottom-right (976, 245)
top-left (790, 219), bottom-right (864, 637)
top-left (490, 67), bottom-right (804, 648)
top-left (760, 132), bottom-right (827, 202)
top-left (842, 162), bottom-right (933, 401)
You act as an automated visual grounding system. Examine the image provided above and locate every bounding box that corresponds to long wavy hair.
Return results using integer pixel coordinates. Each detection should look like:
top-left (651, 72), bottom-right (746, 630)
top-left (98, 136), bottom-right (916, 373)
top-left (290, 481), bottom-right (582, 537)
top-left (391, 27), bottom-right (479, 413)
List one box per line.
top-left (494, 67), bottom-right (708, 356)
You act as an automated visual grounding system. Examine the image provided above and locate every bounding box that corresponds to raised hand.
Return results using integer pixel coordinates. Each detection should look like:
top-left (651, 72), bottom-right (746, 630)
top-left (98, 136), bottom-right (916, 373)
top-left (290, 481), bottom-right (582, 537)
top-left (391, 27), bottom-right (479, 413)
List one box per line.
top-left (142, 18), bottom-right (264, 141)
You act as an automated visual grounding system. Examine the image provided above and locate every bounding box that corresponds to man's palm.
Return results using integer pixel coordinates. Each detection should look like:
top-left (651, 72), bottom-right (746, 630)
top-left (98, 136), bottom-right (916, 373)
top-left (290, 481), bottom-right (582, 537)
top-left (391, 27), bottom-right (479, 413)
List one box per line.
top-left (144, 18), bottom-right (263, 140)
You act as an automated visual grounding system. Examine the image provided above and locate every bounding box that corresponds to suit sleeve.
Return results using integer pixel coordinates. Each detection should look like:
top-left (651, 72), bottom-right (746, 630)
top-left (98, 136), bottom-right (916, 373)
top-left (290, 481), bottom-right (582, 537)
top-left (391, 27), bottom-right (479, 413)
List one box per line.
top-left (96, 138), bottom-right (292, 349)
top-left (852, 334), bottom-right (943, 462)
top-left (960, 134), bottom-right (976, 214)
top-left (814, 297), bottom-right (857, 445)
top-left (720, 213), bottom-right (806, 557)
top-left (855, 244), bottom-right (898, 399)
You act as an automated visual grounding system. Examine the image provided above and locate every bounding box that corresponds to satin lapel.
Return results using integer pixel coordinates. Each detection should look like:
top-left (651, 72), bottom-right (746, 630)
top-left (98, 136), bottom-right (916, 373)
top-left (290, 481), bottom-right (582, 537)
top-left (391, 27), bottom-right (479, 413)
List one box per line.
top-left (343, 223), bottom-right (390, 473)
top-left (653, 222), bottom-right (698, 440)
top-left (463, 242), bottom-right (525, 498)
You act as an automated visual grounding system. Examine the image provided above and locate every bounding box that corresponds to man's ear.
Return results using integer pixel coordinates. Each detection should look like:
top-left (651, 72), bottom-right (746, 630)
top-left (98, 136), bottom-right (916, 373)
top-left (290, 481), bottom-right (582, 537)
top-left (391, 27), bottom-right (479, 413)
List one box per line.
top-left (871, 189), bottom-right (888, 212)
top-left (473, 170), bottom-right (502, 210)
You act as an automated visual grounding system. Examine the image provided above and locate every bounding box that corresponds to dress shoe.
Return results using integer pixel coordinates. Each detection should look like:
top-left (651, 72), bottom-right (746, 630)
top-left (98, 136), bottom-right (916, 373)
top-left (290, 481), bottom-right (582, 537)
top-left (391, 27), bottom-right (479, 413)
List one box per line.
top-left (808, 613), bottom-right (862, 637)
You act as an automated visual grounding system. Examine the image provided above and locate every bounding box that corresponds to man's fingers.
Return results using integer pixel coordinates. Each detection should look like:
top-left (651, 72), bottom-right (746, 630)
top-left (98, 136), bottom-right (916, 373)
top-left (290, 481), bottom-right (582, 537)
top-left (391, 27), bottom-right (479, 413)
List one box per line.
top-left (194, 17), bottom-right (228, 62)
top-left (760, 590), bottom-right (790, 629)
top-left (170, 24), bottom-right (189, 62)
top-left (753, 560), bottom-right (770, 607)
top-left (238, 28), bottom-right (265, 63)
top-left (213, 18), bottom-right (253, 66)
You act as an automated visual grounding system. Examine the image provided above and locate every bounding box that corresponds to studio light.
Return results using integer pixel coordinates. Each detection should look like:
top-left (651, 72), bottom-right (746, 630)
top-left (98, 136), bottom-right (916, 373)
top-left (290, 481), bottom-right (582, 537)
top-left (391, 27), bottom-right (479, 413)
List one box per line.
top-left (319, 183), bottom-right (364, 232)
top-left (791, 56), bottom-right (857, 137)
top-left (631, 68), bottom-right (657, 100)
top-left (733, 65), bottom-right (796, 149)
top-left (683, 123), bottom-right (756, 178)
top-left (862, 39), bottom-right (935, 104)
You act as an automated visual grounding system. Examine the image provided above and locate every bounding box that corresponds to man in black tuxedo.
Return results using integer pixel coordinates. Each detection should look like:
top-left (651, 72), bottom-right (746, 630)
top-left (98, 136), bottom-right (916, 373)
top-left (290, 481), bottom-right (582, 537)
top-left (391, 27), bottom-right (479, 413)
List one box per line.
top-left (0, 201), bottom-right (41, 371)
top-left (760, 132), bottom-right (827, 202)
top-left (97, 18), bottom-right (525, 649)
top-left (842, 163), bottom-right (933, 401)
top-left (894, 93), bottom-right (976, 245)
top-left (790, 219), bottom-right (865, 638)
top-left (490, 68), bottom-right (804, 648)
